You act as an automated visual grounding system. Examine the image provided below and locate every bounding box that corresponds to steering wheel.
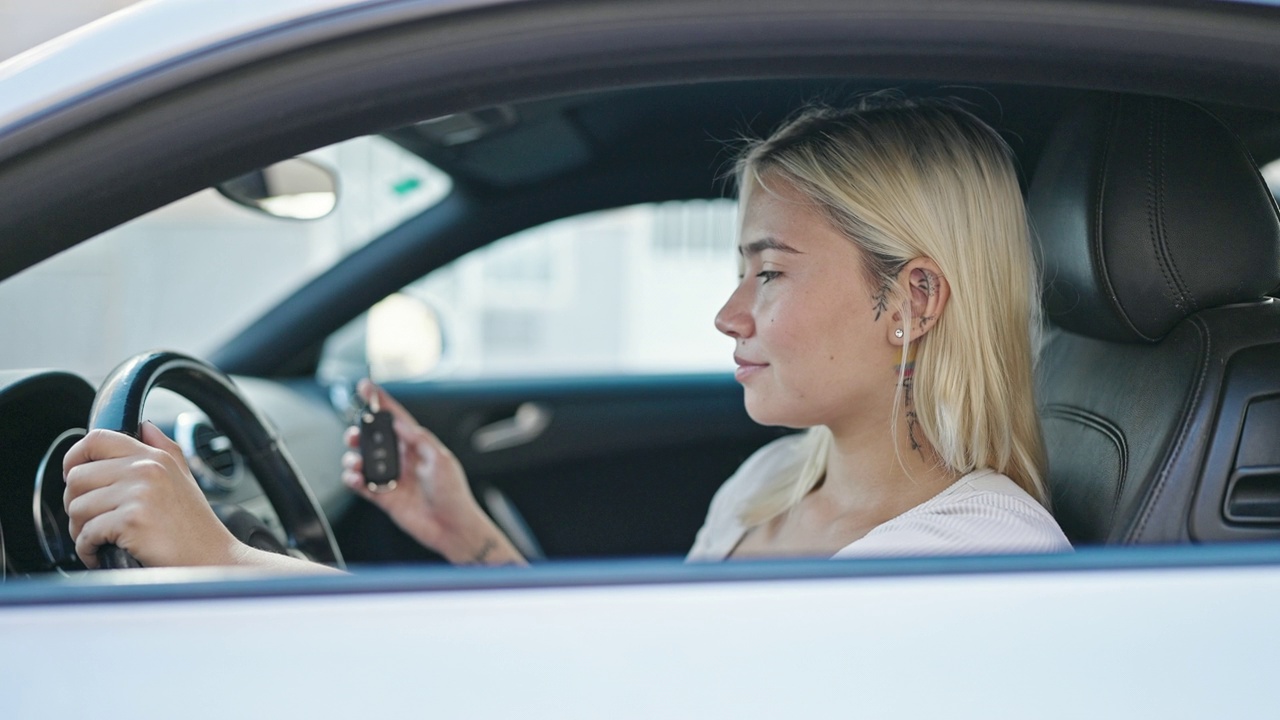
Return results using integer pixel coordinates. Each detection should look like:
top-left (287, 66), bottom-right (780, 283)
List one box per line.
top-left (87, 351), bottom-right (344, 570)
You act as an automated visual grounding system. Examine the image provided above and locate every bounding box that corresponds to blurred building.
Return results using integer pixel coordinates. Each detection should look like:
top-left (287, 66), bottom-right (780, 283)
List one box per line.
top-left (0, 0), bottom-right (139, 61)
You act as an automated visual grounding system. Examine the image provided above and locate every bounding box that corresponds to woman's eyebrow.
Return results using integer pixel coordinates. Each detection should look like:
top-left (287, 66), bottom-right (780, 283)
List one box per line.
top-left (739, 237), bottom-right (803, 257)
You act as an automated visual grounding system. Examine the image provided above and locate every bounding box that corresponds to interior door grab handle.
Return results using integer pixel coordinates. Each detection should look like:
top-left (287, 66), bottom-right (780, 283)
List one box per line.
top-left (471, 402), bottom-right (552, 452)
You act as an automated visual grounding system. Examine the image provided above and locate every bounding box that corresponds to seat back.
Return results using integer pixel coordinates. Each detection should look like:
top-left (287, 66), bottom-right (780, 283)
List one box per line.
top-left (1029, 94), bottom-right (1280, 545)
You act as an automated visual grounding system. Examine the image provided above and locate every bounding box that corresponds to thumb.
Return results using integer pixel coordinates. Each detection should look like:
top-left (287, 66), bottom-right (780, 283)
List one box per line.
top-left (361, 379), bottom-right (418, 428)
top-left (139, 420), bottom-right (185, 461)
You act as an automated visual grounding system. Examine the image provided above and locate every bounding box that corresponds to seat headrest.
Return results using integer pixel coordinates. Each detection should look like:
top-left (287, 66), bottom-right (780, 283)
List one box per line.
top-left (1029, 95), bottom-right (1280, 343)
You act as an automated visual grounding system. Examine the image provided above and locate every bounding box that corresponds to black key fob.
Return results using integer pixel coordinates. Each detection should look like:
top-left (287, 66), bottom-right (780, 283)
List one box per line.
top-left (359, 400), bottom-right (400, 492)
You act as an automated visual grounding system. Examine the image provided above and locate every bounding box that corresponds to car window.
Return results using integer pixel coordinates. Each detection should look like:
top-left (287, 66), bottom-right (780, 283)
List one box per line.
top-left (0, 135), bottom-right (449, 379)
top-left (319, 199), bottom-right (740, 383)
top-left (1263, 157), bottom-right (1280, 203)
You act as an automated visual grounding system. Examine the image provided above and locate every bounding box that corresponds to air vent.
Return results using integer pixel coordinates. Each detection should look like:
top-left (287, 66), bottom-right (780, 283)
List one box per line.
top-left (194, 424), bottom-right (236, 475)
top-left (175, 412), bottom-right (243, 494)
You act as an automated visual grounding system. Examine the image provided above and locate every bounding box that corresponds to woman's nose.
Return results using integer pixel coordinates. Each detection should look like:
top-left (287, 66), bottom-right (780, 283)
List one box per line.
top-left (714, 283), bottom-right (753, 339)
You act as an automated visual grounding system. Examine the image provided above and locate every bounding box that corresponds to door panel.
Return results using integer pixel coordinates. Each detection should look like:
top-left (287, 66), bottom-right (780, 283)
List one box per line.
top-left (334, 373), bottom-right (790, 562)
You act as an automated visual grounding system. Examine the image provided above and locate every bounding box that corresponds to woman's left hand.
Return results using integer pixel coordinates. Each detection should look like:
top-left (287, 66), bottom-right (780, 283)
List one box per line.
top-left (62, 421), bottom-right (242, 569)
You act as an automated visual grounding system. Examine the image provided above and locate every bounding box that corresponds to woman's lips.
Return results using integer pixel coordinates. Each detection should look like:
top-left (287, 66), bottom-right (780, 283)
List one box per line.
top-left (733, 355), bottom-right (768, 382)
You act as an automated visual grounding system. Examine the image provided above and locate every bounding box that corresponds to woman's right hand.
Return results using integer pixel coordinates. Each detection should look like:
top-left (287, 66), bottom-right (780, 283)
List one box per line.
top-left (342, 380), bottom-right (525, 566)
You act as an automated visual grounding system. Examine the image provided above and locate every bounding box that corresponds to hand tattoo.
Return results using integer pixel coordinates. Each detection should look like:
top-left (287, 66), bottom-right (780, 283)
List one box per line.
top-left (469, 538), bottom-right (497, 565)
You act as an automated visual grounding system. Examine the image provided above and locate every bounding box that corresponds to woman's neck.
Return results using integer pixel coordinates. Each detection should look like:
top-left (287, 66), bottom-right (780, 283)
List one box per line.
top-left (817, 411), bottom-right (958, 521)
top-left (823, 347), bottom-right (951, 506)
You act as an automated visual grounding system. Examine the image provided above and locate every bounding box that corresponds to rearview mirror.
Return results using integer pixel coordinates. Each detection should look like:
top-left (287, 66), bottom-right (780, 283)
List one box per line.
top-left (216, 157), bottom-right (338, 220)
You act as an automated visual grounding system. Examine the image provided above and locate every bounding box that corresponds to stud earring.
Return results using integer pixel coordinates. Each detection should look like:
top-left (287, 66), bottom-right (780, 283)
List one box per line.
top-left (894, 328), bottom-right (904, 338)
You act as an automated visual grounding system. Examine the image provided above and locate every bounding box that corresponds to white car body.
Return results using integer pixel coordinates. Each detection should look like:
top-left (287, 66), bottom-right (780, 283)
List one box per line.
top-left (4, 553), bottom-right (1280, 718)
top-left (0, 0), bottom-right (404, 133)
top-left (2, 2), bottom-right (1280, 717)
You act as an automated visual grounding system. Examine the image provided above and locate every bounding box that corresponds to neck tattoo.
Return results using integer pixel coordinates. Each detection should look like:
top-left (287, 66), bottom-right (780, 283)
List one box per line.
top-left (898, 361), bottom-right (925, 456)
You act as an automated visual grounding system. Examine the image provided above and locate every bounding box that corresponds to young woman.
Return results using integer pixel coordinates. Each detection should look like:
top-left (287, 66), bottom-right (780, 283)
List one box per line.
top-left (689, 102), bottom-right (1069, 559)
top-left (61, 100), bottom-right (1069, 571)
top-left (336, 100), bottom-right (1070, 565)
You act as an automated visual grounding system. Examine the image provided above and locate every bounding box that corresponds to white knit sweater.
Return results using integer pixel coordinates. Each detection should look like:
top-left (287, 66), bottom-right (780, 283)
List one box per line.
top-left (687, 434), bottom-right (1072, 562)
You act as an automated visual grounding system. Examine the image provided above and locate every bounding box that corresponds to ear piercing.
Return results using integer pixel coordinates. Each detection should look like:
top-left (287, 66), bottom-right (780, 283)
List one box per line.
top-left (894, 328), bottom-right (905, 338)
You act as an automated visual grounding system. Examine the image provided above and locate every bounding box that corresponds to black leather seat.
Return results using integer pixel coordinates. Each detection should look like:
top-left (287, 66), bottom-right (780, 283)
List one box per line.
top-left (1029, 94), bottom-right (1280, 546)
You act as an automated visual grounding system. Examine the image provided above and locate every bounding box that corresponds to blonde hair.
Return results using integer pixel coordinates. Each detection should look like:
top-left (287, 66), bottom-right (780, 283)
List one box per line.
top-left (736, 99), bottom-right (1048, 527)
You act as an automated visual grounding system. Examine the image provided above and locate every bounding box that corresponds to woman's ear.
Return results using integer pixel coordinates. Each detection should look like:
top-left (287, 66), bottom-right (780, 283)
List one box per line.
top-left (888, 258), bottom-right (949, 346)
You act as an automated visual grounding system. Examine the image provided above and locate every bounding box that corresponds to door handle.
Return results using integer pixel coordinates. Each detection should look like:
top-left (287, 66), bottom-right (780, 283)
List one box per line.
top-left (471, 402), bottom-right (552, 452)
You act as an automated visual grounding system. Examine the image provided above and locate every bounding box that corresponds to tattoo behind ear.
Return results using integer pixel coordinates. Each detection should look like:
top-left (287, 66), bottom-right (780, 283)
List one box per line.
top-left (872, 274), bottom-right (892, 321)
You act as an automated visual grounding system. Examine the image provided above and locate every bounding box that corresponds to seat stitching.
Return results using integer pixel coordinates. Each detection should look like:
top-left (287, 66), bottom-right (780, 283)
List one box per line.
top-left (1042, 404), bottom-right (1127, 532)
top-left (1155, 102), bottom-right (1196, 313)
top-left (1097, 98), bottom-right (1158, 342)
top-left (1128, 316), bottom-right (1210, 542)
top-left (1146, 101), bottom-right (1184, 316)
top-left (1162, 104), bottom-right (1198, 311)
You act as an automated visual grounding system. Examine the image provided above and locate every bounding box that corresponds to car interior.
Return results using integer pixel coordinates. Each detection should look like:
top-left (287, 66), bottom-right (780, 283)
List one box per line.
top-left (1031, 93), bottom-right (1280, 546)
top-left (3, 8), bottom-right (1280, 576)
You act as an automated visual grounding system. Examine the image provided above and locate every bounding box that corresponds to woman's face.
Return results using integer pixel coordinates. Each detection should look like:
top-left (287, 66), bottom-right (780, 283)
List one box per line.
top-left (715, 177), bottom-right (902, 434)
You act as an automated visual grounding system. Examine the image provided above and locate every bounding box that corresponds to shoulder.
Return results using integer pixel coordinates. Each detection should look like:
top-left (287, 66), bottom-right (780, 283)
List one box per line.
top-left (713, 433), bottom-right (809, 517)
top-left (685, 433), bottom-right (807, 562)
top-left (724, 432), bottom-right (809, 494)
top-left (832, 469), bottom-right (1073, 559)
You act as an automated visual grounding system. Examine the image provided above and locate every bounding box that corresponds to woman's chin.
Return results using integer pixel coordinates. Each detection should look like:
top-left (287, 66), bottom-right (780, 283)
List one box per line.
top-left (743, 397), bottom-right (808, 429)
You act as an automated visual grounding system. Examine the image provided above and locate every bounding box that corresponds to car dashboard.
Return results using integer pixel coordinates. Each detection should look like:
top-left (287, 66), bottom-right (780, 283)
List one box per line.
top-left (0, 368), bottom-right (351, 578)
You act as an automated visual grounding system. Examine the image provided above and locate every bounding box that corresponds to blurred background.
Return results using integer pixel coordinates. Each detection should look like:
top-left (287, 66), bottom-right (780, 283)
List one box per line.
top-left (0, 0), bottom-right (139, 61)
top-left (0, 0), bottom-right (739, 382)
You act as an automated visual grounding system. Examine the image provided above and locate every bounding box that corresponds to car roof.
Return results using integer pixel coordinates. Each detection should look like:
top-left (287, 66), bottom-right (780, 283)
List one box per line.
top-left (5, 0), bottom-right (1280, 158)
top-left (0, 0), bottom-right (517, 146)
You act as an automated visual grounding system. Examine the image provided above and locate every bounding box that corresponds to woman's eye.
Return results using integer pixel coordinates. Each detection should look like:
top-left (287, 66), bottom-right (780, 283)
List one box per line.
top-left (756, 270), bottom-right (781, 284)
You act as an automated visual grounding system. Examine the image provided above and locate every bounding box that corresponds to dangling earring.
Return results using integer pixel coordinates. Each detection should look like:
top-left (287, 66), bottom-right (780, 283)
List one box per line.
top-left (894, 328), bottom-right (904, 338)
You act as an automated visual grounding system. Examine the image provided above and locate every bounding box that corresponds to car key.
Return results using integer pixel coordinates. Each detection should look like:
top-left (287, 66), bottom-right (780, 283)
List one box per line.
top-left (359, 392), bottom-right (400, 492)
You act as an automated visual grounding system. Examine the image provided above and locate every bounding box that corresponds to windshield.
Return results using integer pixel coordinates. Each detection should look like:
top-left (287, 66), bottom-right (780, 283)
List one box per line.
top-left (0, 135), bottom-right (449, 379)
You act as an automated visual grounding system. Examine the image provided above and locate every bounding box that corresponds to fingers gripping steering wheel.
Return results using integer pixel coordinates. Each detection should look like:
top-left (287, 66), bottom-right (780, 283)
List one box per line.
top-left (87, 351), bottom-right (344, 570)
